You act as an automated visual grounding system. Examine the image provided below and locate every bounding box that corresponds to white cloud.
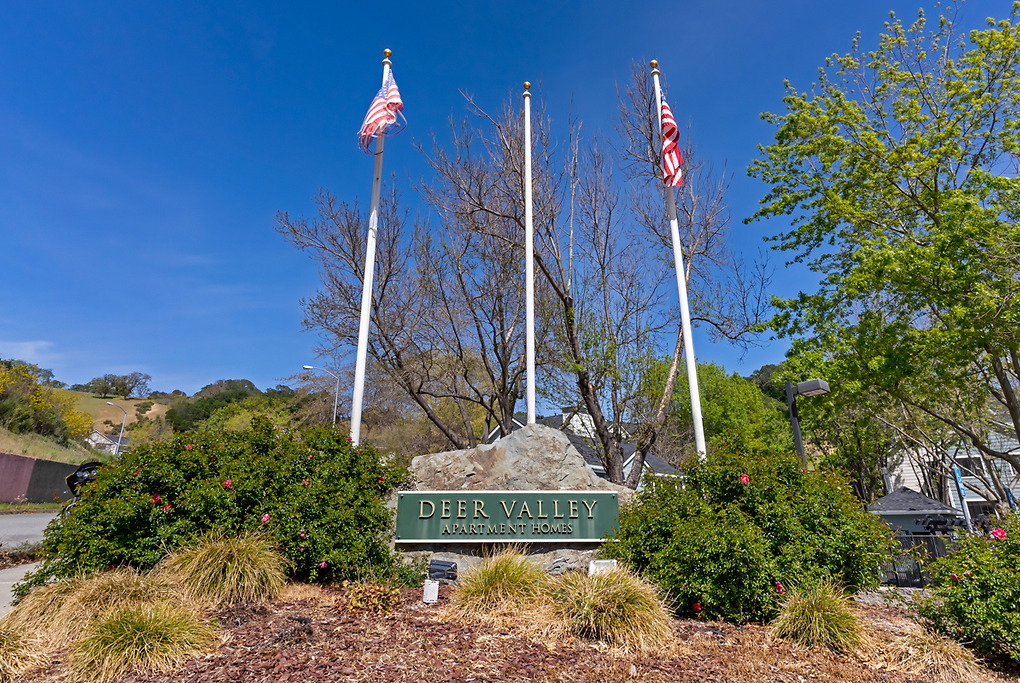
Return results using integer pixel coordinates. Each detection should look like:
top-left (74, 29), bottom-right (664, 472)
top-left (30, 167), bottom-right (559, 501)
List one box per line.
top-left (0, 340), bottom-right (61, 365)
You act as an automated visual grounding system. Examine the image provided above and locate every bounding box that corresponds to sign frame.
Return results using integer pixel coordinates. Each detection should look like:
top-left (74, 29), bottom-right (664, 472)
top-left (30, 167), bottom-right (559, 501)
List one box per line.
top-left (395, 489), bottom-right (619, 544)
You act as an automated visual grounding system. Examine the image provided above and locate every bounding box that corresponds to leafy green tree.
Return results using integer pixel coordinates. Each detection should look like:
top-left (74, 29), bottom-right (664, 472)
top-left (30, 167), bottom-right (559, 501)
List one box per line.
top-left (646, 361), bottom-right (791, 463)
top-left (749, 5), bottom-right (1020, 510)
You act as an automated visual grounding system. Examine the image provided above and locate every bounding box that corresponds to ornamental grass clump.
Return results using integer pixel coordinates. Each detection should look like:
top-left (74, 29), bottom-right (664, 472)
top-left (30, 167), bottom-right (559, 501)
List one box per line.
top-left (4, 568), bottom-right (183, 648)
top-left (770, 580), bottom-right (864, 653)
top-left (156, 532), bottom-right (287, 607)
top-left (886, 627), bottom-right (985, 683)
top-left (547, 567), bottom-right (673, 651)
top-left (449, 548), bottom-right (550, 619)
top-left (69, 601), bottom-right (217, 683)
top-left (0, 623), bottom-right (47, 683)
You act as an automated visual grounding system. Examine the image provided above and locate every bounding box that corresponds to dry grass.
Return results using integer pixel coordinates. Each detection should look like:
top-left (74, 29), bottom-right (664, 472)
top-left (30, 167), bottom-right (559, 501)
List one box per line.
top-left (4, 568), bottom-right (184, 647)
top-left (546, 567), bottom-right (674, 652)
top-left (279, 582), bottom-right (334, 605)
top-left (447, 548), bottom-right (550, 617)
top-left (770, 580), bottom-right (865, 653)
top-left (69, 601), bottom-right (217, 683)
top-left (0, 623), bottom-right (47, 683)
top-left (0, 426), bottom-right (93, 465)
top-left (883, 626), bottom-right (987, 683)
top-left (155, 533), bottom-right (287, 607)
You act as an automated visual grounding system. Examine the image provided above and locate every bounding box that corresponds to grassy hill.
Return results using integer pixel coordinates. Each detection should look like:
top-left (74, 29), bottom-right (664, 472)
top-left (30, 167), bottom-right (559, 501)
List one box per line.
top-left (0, 426), bottom-right (95, 464)
top-left (0, 392), bottom-right (171, 465)
top-left (68, 391), bottom-right (170, 432)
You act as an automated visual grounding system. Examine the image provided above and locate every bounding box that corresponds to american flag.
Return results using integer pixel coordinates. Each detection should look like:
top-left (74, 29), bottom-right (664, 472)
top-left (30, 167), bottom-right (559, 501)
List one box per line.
top-left (358, 71), bottom-right (404, 153)
top-left (660, 99), bottom-right (684, 187)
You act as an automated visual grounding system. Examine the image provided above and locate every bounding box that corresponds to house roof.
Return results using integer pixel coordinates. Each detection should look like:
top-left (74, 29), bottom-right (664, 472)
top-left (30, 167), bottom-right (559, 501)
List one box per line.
top-left (533, 415), bottom-right (677, 475)
top-left (868, 487), bottom-right (962, 516)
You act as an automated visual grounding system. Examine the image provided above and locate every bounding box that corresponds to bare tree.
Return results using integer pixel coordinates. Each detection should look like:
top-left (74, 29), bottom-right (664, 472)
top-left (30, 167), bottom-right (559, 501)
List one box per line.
top-left (423, 71), bottom-right (769, 487)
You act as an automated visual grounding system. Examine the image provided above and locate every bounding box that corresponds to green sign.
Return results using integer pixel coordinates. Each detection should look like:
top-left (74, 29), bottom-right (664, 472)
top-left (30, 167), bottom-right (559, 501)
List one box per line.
top-left (395, 490), bottom-right (618, 543)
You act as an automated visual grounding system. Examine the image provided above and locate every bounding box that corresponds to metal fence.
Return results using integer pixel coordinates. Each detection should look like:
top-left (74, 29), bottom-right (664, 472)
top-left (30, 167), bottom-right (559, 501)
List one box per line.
top-left (882, 533), bottom-right (955, 588)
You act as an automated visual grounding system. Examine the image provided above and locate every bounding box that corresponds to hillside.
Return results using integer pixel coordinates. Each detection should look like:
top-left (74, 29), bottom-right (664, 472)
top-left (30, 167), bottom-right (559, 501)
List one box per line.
top-left (68, 390), bottom-right (170, 432)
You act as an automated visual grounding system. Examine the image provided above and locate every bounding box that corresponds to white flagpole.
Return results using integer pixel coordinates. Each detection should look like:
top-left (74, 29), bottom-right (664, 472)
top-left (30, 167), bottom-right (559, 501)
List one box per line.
top-left (523, 81), bottom-right (536, 425)
top-left (651, 59), bottom-right (707, 459)
top-left (351, 49), bottom-right (392, 445)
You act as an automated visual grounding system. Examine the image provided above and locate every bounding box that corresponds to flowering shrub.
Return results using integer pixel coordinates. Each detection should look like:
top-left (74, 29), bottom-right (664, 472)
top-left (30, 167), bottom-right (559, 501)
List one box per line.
top-left (917, 513), bottom-right (1020, 661)
top-left (18, 417), bottom-right (421, 596)
top-left (601, 442), bottom-right (891, 622)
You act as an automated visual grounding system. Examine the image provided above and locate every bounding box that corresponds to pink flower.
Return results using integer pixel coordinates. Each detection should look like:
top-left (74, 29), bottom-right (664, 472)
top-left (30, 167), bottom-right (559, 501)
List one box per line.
top-left (151, 494), bottom-right (161, 504)
top-left (161, 503), bottom-right (172, 511)
top-left (301, 478), bottom-right (310, 486)
top-left (308, 455), bottom-right (313, 460)
top-left (692, 602), bottom-right (702, 612)
top-left (991, 528), bottom-right (1007, 540)
top-left (963, 570), bottom-right (972, 577)
top-left (739, 474), bottom-right (750, 485)
top-left (260, 514), bottom-right (270, 523)
top-left (223, 480), bottom-right (232, 488)
top-left (774, 581), bottom-right (785, 594)
top-left (951, 574), bottom-right (961, 582)
top-left (299, 530), bottom-right (307, 538)
top-left (185, 444), bottom-right (193, 451)
top-left (319, 561), bottom-right (328, 569)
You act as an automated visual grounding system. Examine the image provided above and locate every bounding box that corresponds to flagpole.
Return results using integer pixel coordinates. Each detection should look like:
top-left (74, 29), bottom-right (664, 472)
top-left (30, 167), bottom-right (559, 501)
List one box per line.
top-left (651, 59), bottom-right (707, 459)
top-left (350, 48), bottom-right (392, 445)
top-left (523, 81), bottom-right (536, 425)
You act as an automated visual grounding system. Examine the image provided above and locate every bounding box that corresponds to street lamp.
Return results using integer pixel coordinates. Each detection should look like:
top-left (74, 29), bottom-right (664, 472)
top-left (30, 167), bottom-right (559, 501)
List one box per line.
top-left (303, 365), bottom-right (340, 426)
top-left (786, 379), bottom-right (830, 468)
top-left (106, 402), bottom-right (127, 456)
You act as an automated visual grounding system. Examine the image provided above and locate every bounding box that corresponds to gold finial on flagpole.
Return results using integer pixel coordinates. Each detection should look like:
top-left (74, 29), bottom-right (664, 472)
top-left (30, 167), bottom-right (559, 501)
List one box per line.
top-left (650, 59), bottom-right (658, 69)
top-left (383, 49), bottom-right (393, 58)
top-left (523, 81), bottom-right (531, 90)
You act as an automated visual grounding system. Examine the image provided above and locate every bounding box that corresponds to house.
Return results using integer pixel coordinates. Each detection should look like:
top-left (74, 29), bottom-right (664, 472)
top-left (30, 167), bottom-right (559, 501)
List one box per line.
top-left (85, 430), bottom-right (129, 455)
top-left (868, 487), bottom-right (965, 535)
top-left (885, 430), bottom-right (1020, 521)
top-left (487, 407), bottom-right (677, 485)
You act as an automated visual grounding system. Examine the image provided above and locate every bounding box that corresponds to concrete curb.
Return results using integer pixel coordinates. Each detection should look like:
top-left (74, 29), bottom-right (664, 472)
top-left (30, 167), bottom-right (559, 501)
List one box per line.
top-left (0, 562), bottom-right (39, 618)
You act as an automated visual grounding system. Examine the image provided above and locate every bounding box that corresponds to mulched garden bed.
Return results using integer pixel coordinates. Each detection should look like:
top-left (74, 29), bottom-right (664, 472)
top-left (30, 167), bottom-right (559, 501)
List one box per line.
top-left (13, 584), bottom-right (1013, 682)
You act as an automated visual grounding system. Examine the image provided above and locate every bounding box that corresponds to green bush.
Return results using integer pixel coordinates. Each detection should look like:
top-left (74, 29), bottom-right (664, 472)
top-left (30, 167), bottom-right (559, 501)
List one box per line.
top-left (18, 418), bottom-right (421, 595)
top-left (601, 443), bottom-right (891, 622)
top-left (916, 514), bottom-right (1020, 661)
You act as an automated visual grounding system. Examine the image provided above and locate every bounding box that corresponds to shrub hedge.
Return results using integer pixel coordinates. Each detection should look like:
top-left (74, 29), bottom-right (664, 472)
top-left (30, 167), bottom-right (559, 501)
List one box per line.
top-left (601, 442), bottom-right (891, 622)
top-left (18, 417), bottom-right (419, 596)
top-left (917, 514), bottom-right (1020, 661)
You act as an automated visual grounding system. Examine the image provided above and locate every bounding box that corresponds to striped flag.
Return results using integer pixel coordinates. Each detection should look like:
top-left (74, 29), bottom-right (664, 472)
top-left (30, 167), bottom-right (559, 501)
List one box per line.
top-left (660, 99), bottom-right (684, 187)
top-left (358, 71), bottom-right (404, 153)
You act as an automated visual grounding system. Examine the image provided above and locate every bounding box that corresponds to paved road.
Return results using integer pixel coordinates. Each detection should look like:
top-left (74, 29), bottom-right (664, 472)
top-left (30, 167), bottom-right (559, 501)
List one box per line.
top-left (0, 512), bottom-right (56, 548)
top-left (0, 512), bottom-right (54, 617)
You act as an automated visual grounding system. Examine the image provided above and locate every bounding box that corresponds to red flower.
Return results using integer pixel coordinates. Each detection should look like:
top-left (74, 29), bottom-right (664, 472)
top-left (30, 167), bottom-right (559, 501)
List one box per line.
top-left (319, 561), bottom-right (328, 569)
top-left (261, 514), bottom-right (271, 523)
top-left (151, 494), bottom-right (161, 504)
top-left (378, 476), bottom-right (386, 483)
top-left (774, 580), bottom-right (785, 594)
top-left (223, 480), bottom-right (232, 488)
top-left (991, 528), bottom-right (1007, 540)
top-left (692, 602), bottom-right (702, 612)
top-left (184, 444), bottom-right (194, 451)
top-left (161, 503), bottom-right (172, 511)
top-left (739, 474), bottom-right (750, 485)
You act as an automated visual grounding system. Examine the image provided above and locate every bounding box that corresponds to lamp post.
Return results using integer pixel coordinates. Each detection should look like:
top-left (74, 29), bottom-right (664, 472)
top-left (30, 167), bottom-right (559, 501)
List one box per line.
top-left (303, 365), bottom-right (340, 426)
top-left (106, 402), bottom-right (127, 456)
top-left (786, 379), bottom-right (830, 468)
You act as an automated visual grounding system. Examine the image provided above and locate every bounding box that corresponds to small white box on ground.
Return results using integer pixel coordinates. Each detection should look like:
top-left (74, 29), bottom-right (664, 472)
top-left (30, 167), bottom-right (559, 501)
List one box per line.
top-left (422, 579), bottom-right (440, 604)
top-left (588, 559), bottom-right (618, 575)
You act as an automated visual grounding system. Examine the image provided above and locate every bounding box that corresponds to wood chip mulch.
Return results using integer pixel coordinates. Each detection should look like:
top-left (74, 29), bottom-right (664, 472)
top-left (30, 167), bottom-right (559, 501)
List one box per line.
top-left (17, 586), bottom-right (1014, 682)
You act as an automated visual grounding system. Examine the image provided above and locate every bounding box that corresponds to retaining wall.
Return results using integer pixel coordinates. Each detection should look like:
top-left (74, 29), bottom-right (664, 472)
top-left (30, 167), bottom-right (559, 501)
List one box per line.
top-left (0, 452), bottom-right (76, 503)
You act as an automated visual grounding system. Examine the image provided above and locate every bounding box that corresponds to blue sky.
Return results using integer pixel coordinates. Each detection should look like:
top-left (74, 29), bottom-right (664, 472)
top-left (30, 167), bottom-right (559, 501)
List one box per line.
top-left (0, 0), bottom-right (1001, 395)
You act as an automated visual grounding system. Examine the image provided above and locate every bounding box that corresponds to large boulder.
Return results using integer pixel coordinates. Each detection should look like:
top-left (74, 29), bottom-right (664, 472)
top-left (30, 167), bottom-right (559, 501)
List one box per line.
top-left (410, 423), bottom-right (630, 496)
top-left (402, 424), bottom-right (630, 576)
